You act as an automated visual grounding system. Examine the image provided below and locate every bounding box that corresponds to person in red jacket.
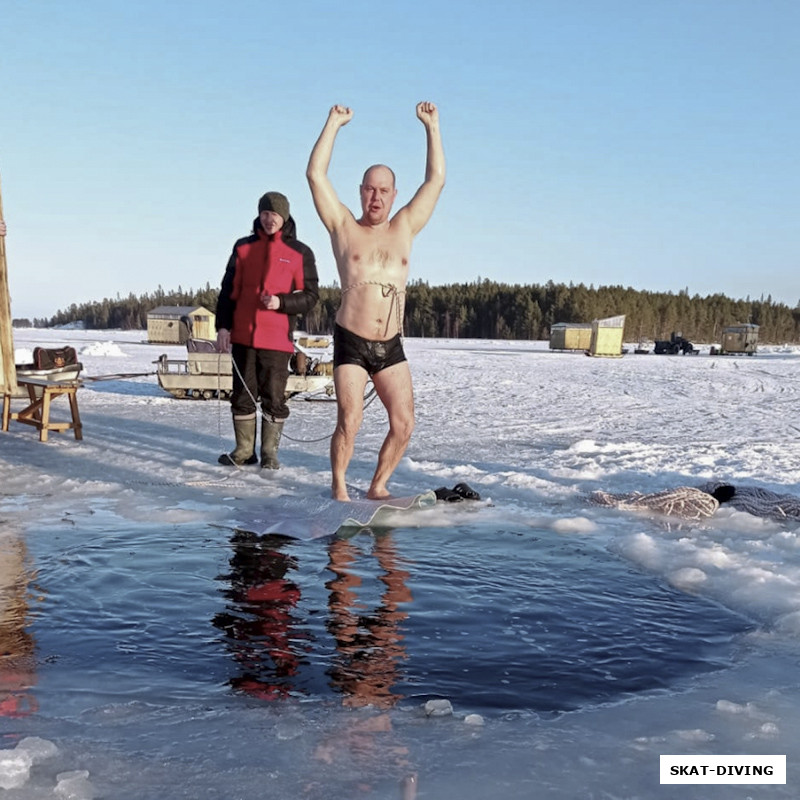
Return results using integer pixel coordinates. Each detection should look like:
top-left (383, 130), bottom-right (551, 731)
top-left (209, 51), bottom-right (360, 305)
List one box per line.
top-left (215, 192), bottom-right (319, 468)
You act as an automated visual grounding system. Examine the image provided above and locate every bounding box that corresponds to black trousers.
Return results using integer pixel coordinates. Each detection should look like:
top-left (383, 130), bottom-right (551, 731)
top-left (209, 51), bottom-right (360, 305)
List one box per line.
top-left (230, 344), bottom-right (290, 420)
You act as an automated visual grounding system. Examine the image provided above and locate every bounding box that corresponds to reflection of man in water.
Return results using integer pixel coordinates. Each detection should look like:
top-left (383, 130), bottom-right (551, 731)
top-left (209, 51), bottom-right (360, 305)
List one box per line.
top-left (0, 535), bottom-right (38, 717)
top-left (325, 534), bottom-right (413, 708)
top-left (213, 532), bottom-right (304, 701)
top-left (316, 533), bottom-right (418, 799)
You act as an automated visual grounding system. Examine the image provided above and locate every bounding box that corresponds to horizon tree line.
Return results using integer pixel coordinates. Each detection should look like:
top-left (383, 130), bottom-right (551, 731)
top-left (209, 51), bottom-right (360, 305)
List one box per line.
top-left (13, 279), bottom-right (800, 345)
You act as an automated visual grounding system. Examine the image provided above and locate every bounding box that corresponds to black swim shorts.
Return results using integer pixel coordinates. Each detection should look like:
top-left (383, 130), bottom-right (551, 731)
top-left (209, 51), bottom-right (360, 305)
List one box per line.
top-left (333, 323), bottom-right (407, 376)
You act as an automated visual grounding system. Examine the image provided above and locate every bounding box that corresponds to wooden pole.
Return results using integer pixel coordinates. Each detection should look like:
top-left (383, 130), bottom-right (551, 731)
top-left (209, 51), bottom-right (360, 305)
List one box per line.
top-left (0, 171), bottom-right (19, 395)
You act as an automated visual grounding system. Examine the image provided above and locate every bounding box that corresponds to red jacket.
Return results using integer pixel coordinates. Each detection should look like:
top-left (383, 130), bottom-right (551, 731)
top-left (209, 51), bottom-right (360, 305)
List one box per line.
top-left (216, 217), bottom-right (319, 352)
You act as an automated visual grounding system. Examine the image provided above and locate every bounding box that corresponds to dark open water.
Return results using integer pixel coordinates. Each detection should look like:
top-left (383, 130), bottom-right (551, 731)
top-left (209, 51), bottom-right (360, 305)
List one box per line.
top-left (1, 510), bottom-right (752, 798)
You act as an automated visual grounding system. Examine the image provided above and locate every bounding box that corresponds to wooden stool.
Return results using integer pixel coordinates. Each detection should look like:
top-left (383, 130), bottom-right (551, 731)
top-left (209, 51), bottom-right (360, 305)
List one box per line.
top-left (2, 378), bottom-right (83, 442)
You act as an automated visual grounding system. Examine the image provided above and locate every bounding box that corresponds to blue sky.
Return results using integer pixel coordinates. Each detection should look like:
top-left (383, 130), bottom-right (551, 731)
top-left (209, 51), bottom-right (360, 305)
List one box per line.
top-left (2, 0), bottom-right (799, 320)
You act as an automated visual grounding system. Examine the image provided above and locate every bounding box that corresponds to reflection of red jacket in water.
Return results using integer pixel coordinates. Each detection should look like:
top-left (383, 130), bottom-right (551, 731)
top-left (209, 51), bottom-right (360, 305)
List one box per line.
top-left (245, 579), bottom-right (301, 677)
top-left (216, 535), bottom-right (304, 702)
top-left (233, 578), bottom-right (302, 701)
top-left (0, 670), bottom-right (38, 717)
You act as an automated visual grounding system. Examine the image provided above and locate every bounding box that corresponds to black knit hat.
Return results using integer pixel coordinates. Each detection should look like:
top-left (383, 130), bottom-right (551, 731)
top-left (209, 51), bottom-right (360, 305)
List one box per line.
top-left (258, 191), bottom-right (290, 222)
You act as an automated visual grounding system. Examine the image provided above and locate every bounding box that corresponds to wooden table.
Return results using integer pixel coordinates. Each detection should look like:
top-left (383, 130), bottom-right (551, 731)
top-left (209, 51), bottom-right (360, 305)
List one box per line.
top-left (2, 378), bottom-right (83, 442)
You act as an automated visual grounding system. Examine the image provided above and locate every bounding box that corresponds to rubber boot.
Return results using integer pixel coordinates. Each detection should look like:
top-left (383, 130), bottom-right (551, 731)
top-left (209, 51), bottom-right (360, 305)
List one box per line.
top-left (260, 420), bottom-right (284, 470)
top-left (218, 415), bottom-right (258, 466)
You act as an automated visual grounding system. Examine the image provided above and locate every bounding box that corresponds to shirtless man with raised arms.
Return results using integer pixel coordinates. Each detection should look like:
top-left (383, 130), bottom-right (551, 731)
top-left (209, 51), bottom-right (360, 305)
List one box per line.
top-left (307, 102), bottom-right (445, 501)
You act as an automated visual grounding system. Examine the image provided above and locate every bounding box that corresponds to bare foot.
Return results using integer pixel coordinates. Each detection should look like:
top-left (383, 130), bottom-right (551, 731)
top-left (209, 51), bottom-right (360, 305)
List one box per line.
top-left (367, 487), bottom-right (392, 500)
top-left (332, 484), bottom-right (351, 502)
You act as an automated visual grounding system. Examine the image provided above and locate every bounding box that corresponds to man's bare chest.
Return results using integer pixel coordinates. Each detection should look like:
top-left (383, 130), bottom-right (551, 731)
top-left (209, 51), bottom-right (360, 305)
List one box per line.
top-left (336, 227), bottom-right (411, 275)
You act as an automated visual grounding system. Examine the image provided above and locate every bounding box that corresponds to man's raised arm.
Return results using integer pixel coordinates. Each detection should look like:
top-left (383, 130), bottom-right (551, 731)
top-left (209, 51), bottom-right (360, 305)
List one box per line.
top-left (306, 105), bottom-right (353, 233)
top-left (401, 101), bottom-right (446, 235)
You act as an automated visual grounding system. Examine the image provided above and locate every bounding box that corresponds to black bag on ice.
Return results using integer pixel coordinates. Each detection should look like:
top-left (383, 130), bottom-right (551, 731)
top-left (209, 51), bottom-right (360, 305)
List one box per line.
top-left (32, 346), bottom-right (78, 370)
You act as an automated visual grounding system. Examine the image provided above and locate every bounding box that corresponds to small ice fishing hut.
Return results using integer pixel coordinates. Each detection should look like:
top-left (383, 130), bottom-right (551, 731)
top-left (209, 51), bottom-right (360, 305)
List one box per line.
top-left (549, 322), bottom-right (593, 351)
top-left (720, 323), bottom-right (759, 355)
top-left (587, 315), bottom-right (626, 357)
top-left (147, 306), bottom-right (215, 345)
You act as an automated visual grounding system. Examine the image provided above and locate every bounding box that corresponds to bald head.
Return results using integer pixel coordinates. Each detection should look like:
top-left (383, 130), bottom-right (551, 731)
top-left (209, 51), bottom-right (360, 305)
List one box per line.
top-left (361, 164), bottom-right (396, 189)
top-left (359, 164), bottom-right (398, 226)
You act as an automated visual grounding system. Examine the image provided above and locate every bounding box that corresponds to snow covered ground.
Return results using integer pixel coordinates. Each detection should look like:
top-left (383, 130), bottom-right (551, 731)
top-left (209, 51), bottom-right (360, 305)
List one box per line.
top-left (2, 327), bottom-right (800, 798)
